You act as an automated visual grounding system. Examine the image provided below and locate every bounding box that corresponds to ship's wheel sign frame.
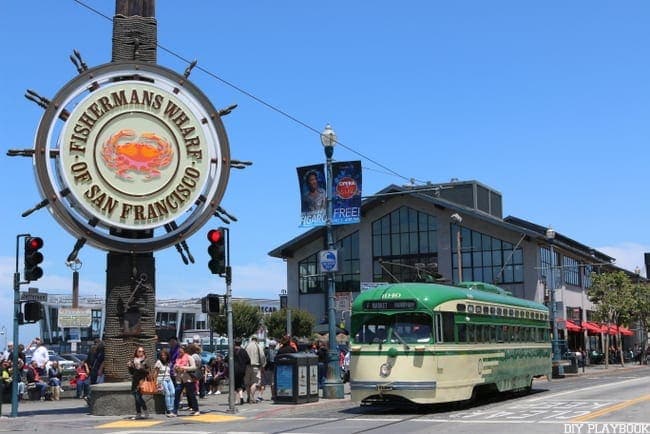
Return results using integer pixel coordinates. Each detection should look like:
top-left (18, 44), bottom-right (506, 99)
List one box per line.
top-left (33, 62), bottom-right (230, 253)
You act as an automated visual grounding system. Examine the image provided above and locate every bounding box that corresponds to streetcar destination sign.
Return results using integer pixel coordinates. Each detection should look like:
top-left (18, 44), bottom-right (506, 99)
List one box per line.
top-left (363, 300), bottom-right (417, 310)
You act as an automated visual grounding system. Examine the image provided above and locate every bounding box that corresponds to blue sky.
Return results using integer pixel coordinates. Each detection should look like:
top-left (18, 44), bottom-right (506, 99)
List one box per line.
top-left (1, 1), bottom-right (649, 344)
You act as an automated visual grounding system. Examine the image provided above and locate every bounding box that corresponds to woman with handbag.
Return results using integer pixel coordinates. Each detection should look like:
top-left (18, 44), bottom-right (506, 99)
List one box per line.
top-left (172, 344), bottom-right (200, 416)
top-left (154, 348), bottom-right (175, 417)
top-left (127, 346), bottom-right (151, 420)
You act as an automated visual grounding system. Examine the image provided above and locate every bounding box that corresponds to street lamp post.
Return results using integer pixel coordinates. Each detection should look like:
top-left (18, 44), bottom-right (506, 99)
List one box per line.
top-left (321, 124), bottom-right (344, 399)
top-left (546, 227), bottom-right (564, 377)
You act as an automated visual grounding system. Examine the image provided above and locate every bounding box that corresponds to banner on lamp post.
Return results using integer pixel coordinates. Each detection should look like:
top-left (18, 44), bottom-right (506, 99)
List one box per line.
top-left (297, 161), bottom-right (362, 228)
top-left (297, 164), bottom-right (326, 228)
top-left (332, 160), bottom-right (362, 225)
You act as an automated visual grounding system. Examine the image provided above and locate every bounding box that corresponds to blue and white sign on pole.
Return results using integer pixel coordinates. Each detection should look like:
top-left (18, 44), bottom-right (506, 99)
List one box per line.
top-left (319, 250), bottom-right (338, 273)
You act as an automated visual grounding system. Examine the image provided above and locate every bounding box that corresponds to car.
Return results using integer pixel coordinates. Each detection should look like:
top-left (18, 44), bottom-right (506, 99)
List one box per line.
top-left (61, 353), bottom-right (87, 365)
top-left (200, 351), bottom-right (217, 365)
top-left (47, 354), bottom-right (76, 374)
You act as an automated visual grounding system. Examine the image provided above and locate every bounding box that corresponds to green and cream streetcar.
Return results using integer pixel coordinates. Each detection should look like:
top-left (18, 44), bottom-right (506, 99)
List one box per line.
top-left (349, 281), bottom-right (551, 405)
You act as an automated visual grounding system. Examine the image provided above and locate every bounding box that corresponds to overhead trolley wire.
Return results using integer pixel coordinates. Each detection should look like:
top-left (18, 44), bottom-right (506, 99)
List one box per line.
top-left (73, 0), bottom-right (428, 186)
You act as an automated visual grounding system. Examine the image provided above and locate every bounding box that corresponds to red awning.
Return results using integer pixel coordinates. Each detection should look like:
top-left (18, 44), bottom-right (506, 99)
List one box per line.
top-left (583, 321), bottom-right (605, 334)
top-left (560, 319), bottom-right (582, 332)
top-left (619, 326), bottom-right (634, 336)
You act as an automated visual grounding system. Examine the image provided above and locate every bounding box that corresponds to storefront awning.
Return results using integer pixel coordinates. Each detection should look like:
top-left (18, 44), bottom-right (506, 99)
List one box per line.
top-left (583, 321), bottom-right (605, 334)
top-left (560, 319), bottom-right (582, 332)
top-left (619, 326), bottom-right (634, 336)
top-left (583, 322), bottom-right (634, 336)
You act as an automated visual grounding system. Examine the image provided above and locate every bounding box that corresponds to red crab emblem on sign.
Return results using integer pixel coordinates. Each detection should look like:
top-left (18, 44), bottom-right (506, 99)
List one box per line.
top-left (101, 129), bottom-right (173, 179)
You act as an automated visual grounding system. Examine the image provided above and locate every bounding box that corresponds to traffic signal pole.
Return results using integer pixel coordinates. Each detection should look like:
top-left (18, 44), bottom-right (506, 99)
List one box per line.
top-left (225, 266), bottom-right (235, 414)
top-left (12, 233), bottom-right (30, 417)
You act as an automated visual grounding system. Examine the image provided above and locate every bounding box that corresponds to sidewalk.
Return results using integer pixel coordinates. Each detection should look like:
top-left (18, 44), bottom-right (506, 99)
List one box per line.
top-left (0, 381), bottom-right (353, 422)
top-left (2, 365), bottom-right (647, 427)
top-left (564, 361), bottom-right (648, 376)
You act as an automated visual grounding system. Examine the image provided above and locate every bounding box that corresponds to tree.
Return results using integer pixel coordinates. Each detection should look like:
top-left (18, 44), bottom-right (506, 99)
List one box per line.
top-left (630, 281), bottom-right (650, 363)
top-left (265, 308), bottom-right (315, 339)
top-left (210, 300), bottom-right (262, 339)
top-left (587, 271), bottom-right (635, 367)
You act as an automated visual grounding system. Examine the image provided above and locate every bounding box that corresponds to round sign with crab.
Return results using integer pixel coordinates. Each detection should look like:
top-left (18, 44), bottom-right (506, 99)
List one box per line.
top-left (34, 62), bottom-right (230, 253)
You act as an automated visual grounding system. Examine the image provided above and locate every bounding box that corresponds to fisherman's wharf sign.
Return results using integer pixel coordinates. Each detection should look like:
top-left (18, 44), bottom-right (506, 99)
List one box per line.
top-left (61, 81), bottom-right (209, 229)
top-left (34, 62), bottom-right (230, 252)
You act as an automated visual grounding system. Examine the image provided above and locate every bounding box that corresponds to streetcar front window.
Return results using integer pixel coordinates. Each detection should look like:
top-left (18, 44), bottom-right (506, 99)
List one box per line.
top-left (354, 316), bottom-right (390, 344)
top-left (353, 313), bottom-right (433, 344)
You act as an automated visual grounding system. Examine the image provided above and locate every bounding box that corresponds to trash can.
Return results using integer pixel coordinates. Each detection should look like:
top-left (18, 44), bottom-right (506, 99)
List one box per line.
top-left (273, 353), bottom-right (319, 404)
top-left (564, 353), bottom-right (578, 374)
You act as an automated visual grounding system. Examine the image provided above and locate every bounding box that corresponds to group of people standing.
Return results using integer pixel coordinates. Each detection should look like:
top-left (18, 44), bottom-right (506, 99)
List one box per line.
top-left (127, 337), bottom-right (206, 419)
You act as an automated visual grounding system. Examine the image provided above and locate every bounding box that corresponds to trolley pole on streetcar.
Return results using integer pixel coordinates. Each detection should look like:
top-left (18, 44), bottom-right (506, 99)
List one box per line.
top-left (546, 227), bottom-right (564, 377)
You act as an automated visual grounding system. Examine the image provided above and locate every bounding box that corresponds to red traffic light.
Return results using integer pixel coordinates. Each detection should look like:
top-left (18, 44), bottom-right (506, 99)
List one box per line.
top-left (207, 228), bottom-right (227, 275)
top-left (24, 236), bottom-right (44, 281)
top-left (26, 237), bottom-right (44, 251)
top-left (207, 229), bottom-right (224, 244)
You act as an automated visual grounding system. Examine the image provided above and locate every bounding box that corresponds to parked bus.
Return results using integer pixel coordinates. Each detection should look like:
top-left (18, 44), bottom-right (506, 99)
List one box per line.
top-left (349, 281), bottom-right (551, 405)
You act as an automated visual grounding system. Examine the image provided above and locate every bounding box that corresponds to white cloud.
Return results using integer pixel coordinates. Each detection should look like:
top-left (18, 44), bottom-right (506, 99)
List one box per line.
top-left (598, 242), bottom-right (649, 278)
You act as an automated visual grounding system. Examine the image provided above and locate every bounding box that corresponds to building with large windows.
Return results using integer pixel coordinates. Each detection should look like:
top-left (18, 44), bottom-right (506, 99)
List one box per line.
top-left (36, 295), bottom-right (279, 353)
top-left (269, 180), bottom-right (641, 354)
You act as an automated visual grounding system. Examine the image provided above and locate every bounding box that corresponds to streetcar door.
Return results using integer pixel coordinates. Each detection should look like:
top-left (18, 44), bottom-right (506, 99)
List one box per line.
top-left (435, 312), bottom-right (455, 343)
top-left (434, 313), bottom-right (443, 343)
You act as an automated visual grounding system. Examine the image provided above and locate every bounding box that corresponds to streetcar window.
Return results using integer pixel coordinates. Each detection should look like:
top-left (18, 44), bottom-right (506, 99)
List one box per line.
top-left (467, 324), bottom-right (476, 343)
top-left (502, 325), bottom-right (510, 341)
top-left (467, 305), bottom-right (475, 313)
top-left (475, 306), bottom-right (482, 314)
top-left (508, 309), bottom-right (514, 317)
top-left (384, 313), bottom-right (433, 344)
top-left (353, 317), bottom-right (389, 344)
top-left (496, 307), bottom-right (502, 316)
top-left (457, 324), bottom-right (467, 343)
top-left (489, 325), bottom-right (496, 342)
top-left (441, 312), bottom-right (455, 342)
top-left (490, 307), bottom-right (496, 315)
top-left (496, 325), bottom-right (504, 342)
top-left (457, 304), bottom-right (466, 312)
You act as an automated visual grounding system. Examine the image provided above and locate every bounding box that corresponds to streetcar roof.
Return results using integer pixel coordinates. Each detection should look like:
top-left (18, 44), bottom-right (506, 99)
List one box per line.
top-left (352, 282), bottom-right (548, 312)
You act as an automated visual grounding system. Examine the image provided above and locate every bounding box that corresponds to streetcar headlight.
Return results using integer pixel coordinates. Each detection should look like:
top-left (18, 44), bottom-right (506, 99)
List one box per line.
top-left (379, 362), bottom-right (392, 377)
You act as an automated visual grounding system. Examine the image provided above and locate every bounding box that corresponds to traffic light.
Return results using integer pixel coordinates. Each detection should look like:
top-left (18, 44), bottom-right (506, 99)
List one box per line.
top-left (23, 301), bottom-right (43, 323)
top-left (207, 228), bottom-right (226, 275)
top-left (24, 236), bottom-right (44, 281)
top-left (202, 294), bottom-right (221, 314)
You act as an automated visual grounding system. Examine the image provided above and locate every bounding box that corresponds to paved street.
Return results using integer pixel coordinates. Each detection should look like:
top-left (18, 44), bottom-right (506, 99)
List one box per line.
top-left (1, 364), bottom-right (648, 433)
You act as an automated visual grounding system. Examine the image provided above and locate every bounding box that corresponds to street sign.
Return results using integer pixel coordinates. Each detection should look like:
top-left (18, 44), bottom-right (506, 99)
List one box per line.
top-left (20, 291), bottom-right (47, 302)
top-left (319, 250), bottom-right (338, 273)
top-left (58, 307), bottom-right (92, 328)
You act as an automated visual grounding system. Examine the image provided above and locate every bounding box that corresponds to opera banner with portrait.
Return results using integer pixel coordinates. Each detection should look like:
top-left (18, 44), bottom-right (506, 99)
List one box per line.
top-left (331, 160), bottom-right (361, 225)
top-left (298, 164), bottom-right (326, 227)
top-left (297, 161), bottom-right (362, 228)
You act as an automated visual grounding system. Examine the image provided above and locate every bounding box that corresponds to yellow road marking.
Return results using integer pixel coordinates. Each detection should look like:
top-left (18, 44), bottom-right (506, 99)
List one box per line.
top-left (179, 413), bottom-right (244, 423)
top-left (95, 419), bottom-right (163, 428)
top-left (571, 394), bottom-right (650, 422)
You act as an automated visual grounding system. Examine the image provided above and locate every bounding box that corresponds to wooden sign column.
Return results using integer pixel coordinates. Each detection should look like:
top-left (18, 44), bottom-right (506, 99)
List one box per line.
top-left (103, 0), bottom-right (158, 382)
